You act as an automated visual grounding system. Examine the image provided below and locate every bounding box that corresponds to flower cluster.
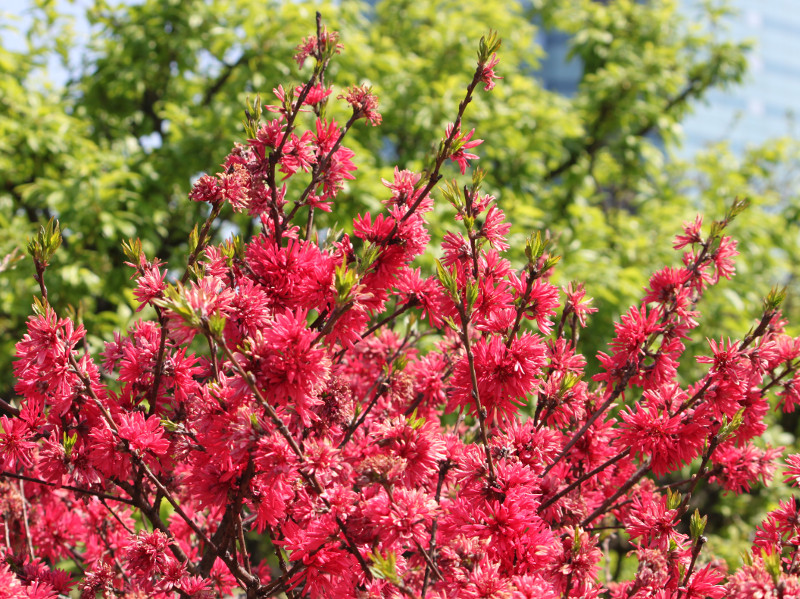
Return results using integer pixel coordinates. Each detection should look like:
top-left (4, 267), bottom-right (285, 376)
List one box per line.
top-left (3, 23), bottom-right (800, 599)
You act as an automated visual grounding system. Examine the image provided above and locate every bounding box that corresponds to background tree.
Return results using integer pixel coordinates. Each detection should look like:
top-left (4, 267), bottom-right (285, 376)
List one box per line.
top-left (5, 0), bottom-right (800, 576)
top-left (3, 0), bottom-right (799, 416)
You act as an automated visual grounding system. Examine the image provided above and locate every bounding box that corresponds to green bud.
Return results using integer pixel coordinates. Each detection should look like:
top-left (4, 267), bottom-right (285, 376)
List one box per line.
top-left (188, 225), bottom-right (200, 254)
top-left (249, 413), bottom-right (260, 431)
top-left (471, 168), bottom-right (486, 193)
top-left (463, 215), bottom-right (476, 233)
top-left (357, 242), bottom-right (381, 276)
top-left (478, 30), bottom-right (501, 63)
top-left (435, 259), bottom-right (459, 300)
top-left (242, 94), bottom-right (263, 138)
top-left (571, 527), bottom-right (583, 555)
top-left (764, 285), bottom-right (787, 313)
top-left (153, 283), bottom-right (201, 329)
top-left (559, 372), bottom-right (581, 395)
top-left (442, 315), bottom-right (459, 332)
top-left (542, 254), bottom-right (562, 274)
top-left (334, 262), bottom-right (357, 304)
top-left (690, 509), bottom-right (707, 541)
top-left (207, 313), bottom-right (227, 339)
top-left (28, 217), bottom-right (62, 264)
top-left (407, 408), bottom-right (426, 430)
top-left (368, 550), bottom-right (400, 585)
top-left (761, 549), bottom-right (781, 584)
top-left (122, 238), bottom-right (143, 265)
top-left (31, 296), bottom-right (49, 316)
top-left (393, 354), bottom-right (409, 372)
top-left (666, 488), bottom-right (682, 510)
top-left (42, 217), bottom-right (62, 258)
top-left (725, 196), bottom-right (750, 221)
top-left (466, 281), bottom-right (479, 313)
top-left (63, 432), bottom-right (78, 458)
top-left (441, 180), bottom-right (463, 210)
top-left (718, 409), bottom-right (744, 443)
top-left (525, 232), bottom-right (548, 265)
top-left (708, 220), bottom-right (724, 240)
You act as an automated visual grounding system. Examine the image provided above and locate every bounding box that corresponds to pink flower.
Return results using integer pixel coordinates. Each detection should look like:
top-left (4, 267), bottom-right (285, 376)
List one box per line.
top-left (683, 564), bottom-right (726, 599)
top-left (279, 130), bottom-right (316, 177)
top-left (189, 174), bottom-right (222, 204)
top-left (784, 453), bottom-right (800, 487)
top-left (713, 236), bottom-right (738, 280)
top-left (617, 397), bottom-right (704, 476)
top-left (238, 310), bottom-right (331, 426)
top-left (124, 529), bottom-right (172, 575)
top-left (624, 494), bottom-right (682, 550)
top-left (478, 204), bottom-right (511, 250)
top-left (339, 85), bottom-right (382, 126)
top-left (445, 124), bottom-right (483, 174)
top-left (710, 441), bottom-right (782, 494)
top-left (297, 82), bottom-right (333, 106)
top-left (0, 416), bottom-right (36, 470)
top-left (294, 27), bottom-right (343, 67)
top-left (673, 215), bottom-right (703, 249)
top-left (132, 260), bottom-right (167, 311)
top-left (117, 412), bottom-right (170, 458)
top-left (449, 333), bottom-right (547, 423)
top-left (562, 282), bottom-right (597, 328)
top-left (480, 53), bottom-right (502, 91)
top-left (246, 236), bottom-right (335, 311)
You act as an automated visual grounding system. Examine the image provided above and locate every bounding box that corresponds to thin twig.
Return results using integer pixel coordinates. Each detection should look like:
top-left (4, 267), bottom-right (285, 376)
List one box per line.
top-left (18, 481), bottom-right (34, 560)
top-left (581, 460), bottom-right (651, 527)
top-left (0, 470), bottom-right (136, 506)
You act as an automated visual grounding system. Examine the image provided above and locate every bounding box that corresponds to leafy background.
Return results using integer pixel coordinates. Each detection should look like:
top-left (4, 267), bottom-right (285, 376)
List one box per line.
top-left (4, 0), bottom-right (800, 570)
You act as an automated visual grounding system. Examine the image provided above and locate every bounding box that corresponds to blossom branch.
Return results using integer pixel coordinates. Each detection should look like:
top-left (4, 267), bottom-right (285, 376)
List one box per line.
top-left (286, 111), bottom-right (359, 222)
top-left (456, 298), bottom-right (497, 483)
top-left (581, 459), bottom-right (651, 527)
top-left (0, 470), bottom-right (136, 507)
top-left (63, 353), bottom-right (256, 584)
top-left (0, 397), bottom-right (20, 418)
top-left (216, 333), bottom-right (376, 584)
top-left (538, 449), bottom-right (631, 514)
top-left (542, 368), bottom-right (634, 477)
top-left (18, 481), bottom-right (34, 560)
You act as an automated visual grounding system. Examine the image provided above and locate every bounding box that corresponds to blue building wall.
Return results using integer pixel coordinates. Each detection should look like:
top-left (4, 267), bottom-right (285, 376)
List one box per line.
top-left (680, 1), bottom-right (800, 155)
top-left (535, 1), bottom-right (800, 156)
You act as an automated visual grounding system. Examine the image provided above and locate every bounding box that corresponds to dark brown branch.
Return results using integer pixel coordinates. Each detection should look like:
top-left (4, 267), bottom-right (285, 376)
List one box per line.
top-left (0, 470), bottom-right (136, 506)
top-left (203, 52), bottom-right (251, 106)
top-left (543, 76), bottom-right (703, 183)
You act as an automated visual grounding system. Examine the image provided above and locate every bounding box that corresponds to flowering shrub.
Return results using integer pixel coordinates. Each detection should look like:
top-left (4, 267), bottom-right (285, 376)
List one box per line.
top-left (3, 19), bottom-right (800, 599)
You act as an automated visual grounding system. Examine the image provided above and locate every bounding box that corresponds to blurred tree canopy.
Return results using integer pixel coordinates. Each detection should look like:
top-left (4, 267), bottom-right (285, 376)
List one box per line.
top-left (3, 0), bottom-right (800, 422)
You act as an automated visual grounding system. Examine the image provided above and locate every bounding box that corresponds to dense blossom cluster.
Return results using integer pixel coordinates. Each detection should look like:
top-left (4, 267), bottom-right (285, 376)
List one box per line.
top-left (3, 23), bottom-right (800, 599)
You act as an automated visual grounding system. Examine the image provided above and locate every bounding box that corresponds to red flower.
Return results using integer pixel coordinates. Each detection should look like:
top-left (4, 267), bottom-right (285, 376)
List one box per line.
top-left (297, 82), bottom-right (333, 106)
top-left (710, 441), bottom-right (782, 494)
top-left (339, 84), bottom-right (382, 126)
top-left (784, 453), bottom-right (800, 487)
top-left (449, 333), bottom-right (547, 423)
top-left (673, 215), bottom-right (703, 249)
top-left (562, 281), bottom-right (597, 328)
top-left (124, 529), bottom-right (172, 575)
top-left (480, 53), bottom-right (502, 91)
top-left (117, 412), bottom-right (170, 458)
top-left (617, 398), bottom-right (704, 477)
top-left (0, 416), bottom-right (36, 470)
top-left (294, 27), bottom-right (343, 67)
top-left (445, 124), bottom-right (483, 175)
top-left (238, 310), bottom-right (331, 426)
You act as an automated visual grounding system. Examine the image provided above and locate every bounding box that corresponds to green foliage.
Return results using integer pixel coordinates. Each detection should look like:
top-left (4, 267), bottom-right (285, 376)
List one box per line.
top-left (2, 0), bottom-right (799, 413)
top-left (4, 0), bottom-right (800, 573)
